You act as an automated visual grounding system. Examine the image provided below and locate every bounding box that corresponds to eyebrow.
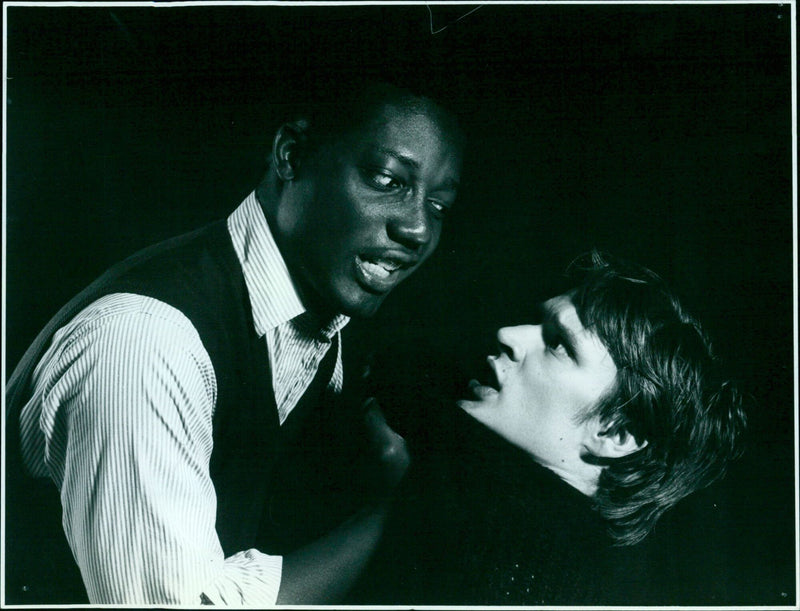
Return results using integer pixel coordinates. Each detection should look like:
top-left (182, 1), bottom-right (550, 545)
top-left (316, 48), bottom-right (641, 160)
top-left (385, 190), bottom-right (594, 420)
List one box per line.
top-left (375, 147), bottom-right (420, 170)
top-left (373, 147), bottom-right (461, 191)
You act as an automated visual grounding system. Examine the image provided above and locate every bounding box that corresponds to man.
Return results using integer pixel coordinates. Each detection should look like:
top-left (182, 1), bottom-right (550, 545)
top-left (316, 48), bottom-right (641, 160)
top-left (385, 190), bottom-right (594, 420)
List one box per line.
top-left (348, 251), bottom-right (747, 605)
top-left (5, 80), bottom-right (464, 605)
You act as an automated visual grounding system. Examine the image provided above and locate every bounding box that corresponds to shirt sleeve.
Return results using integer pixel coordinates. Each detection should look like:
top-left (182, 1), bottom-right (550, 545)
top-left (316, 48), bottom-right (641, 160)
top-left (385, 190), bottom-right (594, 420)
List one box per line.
top-left (29, 293), bottom-right (282, 605)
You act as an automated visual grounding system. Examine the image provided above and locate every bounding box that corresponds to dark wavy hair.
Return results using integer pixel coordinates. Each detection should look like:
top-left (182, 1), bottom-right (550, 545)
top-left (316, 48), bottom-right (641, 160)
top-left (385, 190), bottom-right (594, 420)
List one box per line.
top-left (568, 251), bottom-right (747, 546)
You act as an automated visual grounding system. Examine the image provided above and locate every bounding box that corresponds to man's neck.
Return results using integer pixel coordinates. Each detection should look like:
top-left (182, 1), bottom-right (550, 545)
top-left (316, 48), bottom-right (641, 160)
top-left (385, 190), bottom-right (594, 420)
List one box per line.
top-left (254, 175), bottom-right (341, 325)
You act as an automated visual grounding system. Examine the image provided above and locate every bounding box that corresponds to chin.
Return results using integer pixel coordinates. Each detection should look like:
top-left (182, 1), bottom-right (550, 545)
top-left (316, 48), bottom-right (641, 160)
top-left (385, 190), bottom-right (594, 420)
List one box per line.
top-left (346, 299), bottom-right (386, 318)
top-left (457, 398), bottom-right (490, 416)
top-left (335, 291), bottom-right (388, 319)
top-left (300, 276), bottom-right (385, 318)
top-left (458, 398), bottom-right (505, 428)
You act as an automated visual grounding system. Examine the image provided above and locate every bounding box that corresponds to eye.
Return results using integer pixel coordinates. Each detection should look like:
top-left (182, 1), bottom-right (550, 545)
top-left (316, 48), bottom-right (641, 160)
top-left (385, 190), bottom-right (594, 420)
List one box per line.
top-left (364, 169), bottom-right (404, 191)
top-left (546, 336), bottom-right (569, 357)
top-left (543, 325), bottom-right (571, 358)
top-left (428, 199), bottom-right (450, 218)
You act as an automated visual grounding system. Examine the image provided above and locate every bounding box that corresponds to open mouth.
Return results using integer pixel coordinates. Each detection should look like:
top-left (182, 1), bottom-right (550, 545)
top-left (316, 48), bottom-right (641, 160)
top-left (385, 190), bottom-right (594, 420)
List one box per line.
top-left (355, 254), bottom-right (413, 292)
top-left (357, 255), bottom-right (404, 279)
top-left (465, 356), bottom-right (501, 399)
top-left (467, 378), bottom-right (498, 399)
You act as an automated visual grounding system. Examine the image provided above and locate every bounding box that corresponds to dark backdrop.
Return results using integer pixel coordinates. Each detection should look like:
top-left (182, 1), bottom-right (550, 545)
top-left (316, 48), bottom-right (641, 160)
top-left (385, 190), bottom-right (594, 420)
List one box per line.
top-left (4, 3), bottom-right (795, 606)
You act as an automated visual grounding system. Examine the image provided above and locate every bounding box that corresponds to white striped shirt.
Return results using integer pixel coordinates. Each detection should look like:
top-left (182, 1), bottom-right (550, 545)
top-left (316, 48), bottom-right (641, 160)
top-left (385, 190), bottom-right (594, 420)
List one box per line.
top-left (228, 192), bottom-right (348, 424)
top-left (19, 192), bottom-right (349, 605)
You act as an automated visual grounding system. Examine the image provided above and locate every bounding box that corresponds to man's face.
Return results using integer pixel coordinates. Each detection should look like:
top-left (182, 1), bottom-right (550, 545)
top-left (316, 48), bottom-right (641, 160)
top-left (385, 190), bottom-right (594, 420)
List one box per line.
top-left (457, 294), bottom-right (618, 472)
top-left (275, 101), bottom-right (463, 318)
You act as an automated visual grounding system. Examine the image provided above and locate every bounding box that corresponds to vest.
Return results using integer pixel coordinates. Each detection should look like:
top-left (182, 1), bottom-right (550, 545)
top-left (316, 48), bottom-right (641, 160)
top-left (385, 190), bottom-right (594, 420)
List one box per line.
top-left (5, 219), bottom-right (349, 603)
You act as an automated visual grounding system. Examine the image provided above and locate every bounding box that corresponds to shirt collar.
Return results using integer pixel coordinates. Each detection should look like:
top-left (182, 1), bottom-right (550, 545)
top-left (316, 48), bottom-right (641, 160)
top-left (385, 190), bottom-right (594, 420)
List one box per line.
top-left (228, 191), bottom-right (350, 338)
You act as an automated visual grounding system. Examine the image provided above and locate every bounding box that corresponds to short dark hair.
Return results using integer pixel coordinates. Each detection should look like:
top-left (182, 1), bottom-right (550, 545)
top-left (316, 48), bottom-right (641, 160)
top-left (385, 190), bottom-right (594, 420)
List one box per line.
top-left (288, 78), bottom-right (465, 154)
top-left (568, 251), bottom-right (747, 546)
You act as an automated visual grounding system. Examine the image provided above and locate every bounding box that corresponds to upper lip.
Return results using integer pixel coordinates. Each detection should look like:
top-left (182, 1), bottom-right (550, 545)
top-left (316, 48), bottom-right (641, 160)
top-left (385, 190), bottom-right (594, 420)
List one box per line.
top-left (358, 249), bottom-right (420, 270)
top-left (483, 355), bottom-right (502, 390)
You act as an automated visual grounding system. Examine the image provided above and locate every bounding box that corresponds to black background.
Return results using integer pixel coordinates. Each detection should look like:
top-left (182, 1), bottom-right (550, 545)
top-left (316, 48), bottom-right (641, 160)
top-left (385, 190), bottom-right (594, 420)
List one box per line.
top-left (4, 3), bottom-right (795, 606)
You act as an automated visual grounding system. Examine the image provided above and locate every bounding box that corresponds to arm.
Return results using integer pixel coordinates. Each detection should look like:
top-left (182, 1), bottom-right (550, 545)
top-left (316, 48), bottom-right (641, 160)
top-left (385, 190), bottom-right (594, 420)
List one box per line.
top-left (276, 402), bottom-right (409, 604)
top-left (276, 502), bottom-right (391, 604)
top-left (31, 295), bottom-right (282, 605)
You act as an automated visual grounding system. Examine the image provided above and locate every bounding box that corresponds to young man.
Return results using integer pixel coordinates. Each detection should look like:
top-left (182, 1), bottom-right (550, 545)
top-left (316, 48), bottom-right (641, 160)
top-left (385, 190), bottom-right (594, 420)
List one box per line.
top-left (349, 251), bottom-right (747, 605)
top-left (5, 81), bottom-right (464, 605)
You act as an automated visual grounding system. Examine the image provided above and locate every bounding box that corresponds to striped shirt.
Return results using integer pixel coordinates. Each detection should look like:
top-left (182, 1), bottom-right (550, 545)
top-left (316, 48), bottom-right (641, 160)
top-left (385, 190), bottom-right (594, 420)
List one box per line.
top-left (19, 192), bottom-right (349, 605)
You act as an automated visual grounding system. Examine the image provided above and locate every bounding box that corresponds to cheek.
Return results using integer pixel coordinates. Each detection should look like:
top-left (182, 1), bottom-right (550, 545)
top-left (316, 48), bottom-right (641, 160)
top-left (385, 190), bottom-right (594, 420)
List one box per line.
top-left (331, 189), bottom-right (388, 235)
top-left (519, 361), bottom-right (558, 404)
top-left (520, 368), bottom-right (587, 426)
top-left (499, 385), bottom-right (548, 434)
top-left (428, 222), bottom-right (443, 248)
top-left (307, 198), bottom-right (373, 249)
top-left (572, 369), bottom-right (617, 410)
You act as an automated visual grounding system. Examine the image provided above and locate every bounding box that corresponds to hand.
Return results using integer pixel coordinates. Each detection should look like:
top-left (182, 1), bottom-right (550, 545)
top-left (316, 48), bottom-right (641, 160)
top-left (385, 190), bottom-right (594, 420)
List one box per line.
top-left (362, 398), bottom-right (410, 494)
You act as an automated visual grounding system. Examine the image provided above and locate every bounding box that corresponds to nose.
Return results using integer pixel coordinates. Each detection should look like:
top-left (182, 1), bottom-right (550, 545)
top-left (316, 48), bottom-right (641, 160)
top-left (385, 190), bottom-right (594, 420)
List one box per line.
top-left (496, 325), bottom-right (531, 362)
top-left (386, 197), bottom-right (434, 251)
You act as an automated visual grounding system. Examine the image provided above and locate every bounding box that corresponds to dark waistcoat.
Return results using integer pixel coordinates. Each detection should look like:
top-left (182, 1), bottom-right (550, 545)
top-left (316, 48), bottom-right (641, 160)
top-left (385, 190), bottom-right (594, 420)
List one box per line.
top-left (5, 219), bottom-right (344, 603)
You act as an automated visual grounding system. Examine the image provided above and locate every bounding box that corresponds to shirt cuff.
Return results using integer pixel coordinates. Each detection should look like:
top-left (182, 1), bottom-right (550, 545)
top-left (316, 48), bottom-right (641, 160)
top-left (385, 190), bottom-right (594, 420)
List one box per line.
top-left (201, 549), bottom-right (283, 606)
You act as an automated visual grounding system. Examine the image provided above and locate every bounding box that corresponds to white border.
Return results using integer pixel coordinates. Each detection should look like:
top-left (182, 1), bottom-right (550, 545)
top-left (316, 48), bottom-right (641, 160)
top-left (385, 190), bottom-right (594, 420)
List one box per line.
top-left (2, 2), bottom-right (797, 610)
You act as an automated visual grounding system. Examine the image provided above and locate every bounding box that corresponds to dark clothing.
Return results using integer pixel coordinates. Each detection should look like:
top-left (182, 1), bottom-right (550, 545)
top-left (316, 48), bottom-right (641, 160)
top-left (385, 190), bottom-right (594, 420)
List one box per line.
top-left (348, 403), bottom-right (617, 606)
top-left (5, 220), bottom-right (361, 603)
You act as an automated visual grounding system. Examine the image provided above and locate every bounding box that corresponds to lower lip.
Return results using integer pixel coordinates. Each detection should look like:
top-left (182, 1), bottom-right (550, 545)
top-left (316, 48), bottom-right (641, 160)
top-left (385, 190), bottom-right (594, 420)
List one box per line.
top-left (466, 379), bottom-right (498, 400)
top-left (354, 257), bottom-right (405, 293)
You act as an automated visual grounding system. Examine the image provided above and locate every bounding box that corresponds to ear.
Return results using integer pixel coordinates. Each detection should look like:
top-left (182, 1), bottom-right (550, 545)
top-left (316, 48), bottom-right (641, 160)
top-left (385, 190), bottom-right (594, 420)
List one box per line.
top-left (585, 420), bottom-right (647, 459)
top-left (271, 119), bottom-right (310, 182)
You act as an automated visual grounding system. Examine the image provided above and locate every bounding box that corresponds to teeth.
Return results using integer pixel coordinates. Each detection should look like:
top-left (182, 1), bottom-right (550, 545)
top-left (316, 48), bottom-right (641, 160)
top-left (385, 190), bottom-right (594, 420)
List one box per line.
top-left (360, 257), bottom-right (401, 278)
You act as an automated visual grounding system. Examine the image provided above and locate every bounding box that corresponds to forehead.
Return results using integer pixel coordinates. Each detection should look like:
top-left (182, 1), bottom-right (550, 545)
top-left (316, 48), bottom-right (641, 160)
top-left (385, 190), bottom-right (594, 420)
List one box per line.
top-left (349, 100), bottom-right (462, 151)
top-left (542, 294), bottom-right (583, 328)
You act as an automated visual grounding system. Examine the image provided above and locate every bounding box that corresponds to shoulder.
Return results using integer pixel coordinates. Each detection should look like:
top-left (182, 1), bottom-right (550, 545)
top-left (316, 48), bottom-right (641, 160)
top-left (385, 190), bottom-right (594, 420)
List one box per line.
top-left (24, 293), bottom-right (219, 483)
top-left (36, 293), bottom-right (217, 410)
top-left (51, 293), bottom-right (207, 358)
